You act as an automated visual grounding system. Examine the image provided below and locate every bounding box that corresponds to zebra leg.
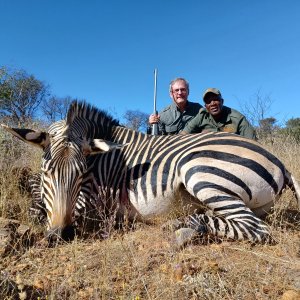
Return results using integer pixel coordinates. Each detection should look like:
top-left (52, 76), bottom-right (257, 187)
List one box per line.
top-left (180, 197), bottom-right (272, 243)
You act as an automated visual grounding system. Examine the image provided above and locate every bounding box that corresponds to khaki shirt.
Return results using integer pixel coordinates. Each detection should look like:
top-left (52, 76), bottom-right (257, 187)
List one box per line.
top-left (182, 106), bottom-right (256, 140)
top-left (157, 101), bottom-right (202, 135)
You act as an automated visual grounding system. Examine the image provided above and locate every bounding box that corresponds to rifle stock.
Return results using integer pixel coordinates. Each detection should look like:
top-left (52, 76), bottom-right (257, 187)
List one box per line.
top-left (151, 120), bottom-right (158, 135)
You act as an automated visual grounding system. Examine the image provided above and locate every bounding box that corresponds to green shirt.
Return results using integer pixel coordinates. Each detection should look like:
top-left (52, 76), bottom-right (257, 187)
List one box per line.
top-left (157, 101), bottom-right (203, 135)
top-left (182, 106), bottom-right (256, 140)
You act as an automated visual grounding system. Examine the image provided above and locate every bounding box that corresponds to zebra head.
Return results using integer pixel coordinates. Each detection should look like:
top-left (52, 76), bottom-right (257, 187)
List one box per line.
top-left (1, 101), bottom-right (122, 241)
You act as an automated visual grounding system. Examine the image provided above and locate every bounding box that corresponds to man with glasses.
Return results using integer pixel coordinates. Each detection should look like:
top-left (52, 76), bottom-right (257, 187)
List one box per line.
top-left (148, 78), bottom-right (202, 135)
top-left (181, 88), bottom-right (256, 139)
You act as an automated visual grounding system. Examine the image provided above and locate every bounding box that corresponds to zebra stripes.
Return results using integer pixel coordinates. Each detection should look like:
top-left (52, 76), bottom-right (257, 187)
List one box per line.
top-left (2, 101), bottom-right (299, 244)
top-left (27, 172), bottom-right (46, 223)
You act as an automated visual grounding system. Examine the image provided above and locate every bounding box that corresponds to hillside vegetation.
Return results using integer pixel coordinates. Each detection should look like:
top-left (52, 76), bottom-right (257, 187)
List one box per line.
top-left (0, 127), bottom-right (299, 300)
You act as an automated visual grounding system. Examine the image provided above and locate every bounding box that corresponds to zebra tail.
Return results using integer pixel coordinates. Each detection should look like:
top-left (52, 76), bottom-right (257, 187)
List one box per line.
top-left (286, 171), bottom-right (300, 209)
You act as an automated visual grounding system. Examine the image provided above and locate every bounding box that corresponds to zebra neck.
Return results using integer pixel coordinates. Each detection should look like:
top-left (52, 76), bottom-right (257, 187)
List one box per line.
top-left (111, 126), bottom-right (145, 144)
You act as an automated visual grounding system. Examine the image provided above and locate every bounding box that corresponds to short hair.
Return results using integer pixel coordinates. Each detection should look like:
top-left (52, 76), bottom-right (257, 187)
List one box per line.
top-left (169, 78), bottom-right (190, 94)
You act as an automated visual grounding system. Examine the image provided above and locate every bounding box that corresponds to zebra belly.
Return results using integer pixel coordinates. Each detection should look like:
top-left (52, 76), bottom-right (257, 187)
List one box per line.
top-left (235, 167), bottom-right (283, 210)
top-left (127, 189), bottom-right (202, 218)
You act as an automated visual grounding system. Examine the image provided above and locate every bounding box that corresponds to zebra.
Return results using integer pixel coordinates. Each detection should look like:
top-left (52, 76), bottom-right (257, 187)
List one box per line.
top-left (2, 101), bottom-right (300, 244)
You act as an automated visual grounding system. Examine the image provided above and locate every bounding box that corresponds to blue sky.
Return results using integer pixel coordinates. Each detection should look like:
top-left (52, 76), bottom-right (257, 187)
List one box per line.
top-left (1, 0), bottom-right (300, 126)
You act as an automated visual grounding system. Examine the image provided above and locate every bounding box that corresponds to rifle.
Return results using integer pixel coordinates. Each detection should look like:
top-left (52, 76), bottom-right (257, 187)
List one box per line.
top-left (151, 68), bottom-right (159, 135)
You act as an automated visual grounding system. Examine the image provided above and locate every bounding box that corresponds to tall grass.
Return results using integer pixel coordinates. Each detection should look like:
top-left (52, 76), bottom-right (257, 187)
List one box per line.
top-left (0, 126), bottom-right (41, 223)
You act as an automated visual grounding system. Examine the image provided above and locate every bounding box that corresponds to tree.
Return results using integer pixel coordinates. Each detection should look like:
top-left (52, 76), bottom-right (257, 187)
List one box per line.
top-left (284, 117), bottom-right (300, 142)
top-left (259, 117), bottom-right (277, 132)
top-left (239, 90), bottom-right (277, 140)
top-left (0, 67), bottom-right (49, 125)
top-left (239, 90), bottom-right (274, 127)
top-left (258, 117), bottom-right (279, 142)
top-left (41, 95), bottom-right (73, 122)
top-left (286, 117), bottom-right (300, 129)
top-left (123, 110), bottom-right (148, 132)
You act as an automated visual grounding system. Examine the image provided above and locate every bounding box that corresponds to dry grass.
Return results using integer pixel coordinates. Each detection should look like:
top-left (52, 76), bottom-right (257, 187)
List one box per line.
top-left (0, 129), bottom-right (300, 299)
top-left (1, 220), bottom-right (299, 299)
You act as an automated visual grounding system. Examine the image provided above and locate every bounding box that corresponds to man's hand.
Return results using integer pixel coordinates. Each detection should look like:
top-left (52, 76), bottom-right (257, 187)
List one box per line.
top-left (149, 114), bottom-right (160, 124)
top-left (179, 131), bottom-right (188, 135)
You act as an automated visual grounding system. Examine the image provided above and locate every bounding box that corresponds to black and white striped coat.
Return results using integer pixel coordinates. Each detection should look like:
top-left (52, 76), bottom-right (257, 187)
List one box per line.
top-left (2, 101), bottom-right (299, 243)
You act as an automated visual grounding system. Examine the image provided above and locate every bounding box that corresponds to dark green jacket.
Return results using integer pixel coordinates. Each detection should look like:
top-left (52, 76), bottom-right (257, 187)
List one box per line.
top-left (157, 101), bottom-right (202, 135)
top-left (182, 106), bottom-right (256, 140)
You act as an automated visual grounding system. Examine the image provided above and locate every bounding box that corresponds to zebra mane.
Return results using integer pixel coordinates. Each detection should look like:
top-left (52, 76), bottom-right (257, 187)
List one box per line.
top-left (66, 101), bottom-right (120, 127)
top-left (64, 101), bottom-right (120, 139)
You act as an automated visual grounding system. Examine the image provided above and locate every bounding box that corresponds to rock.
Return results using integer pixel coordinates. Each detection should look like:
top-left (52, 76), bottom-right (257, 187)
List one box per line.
top-left (161, 219), bottom-right (183, 231)
top-left (286, 269), bottom-right (300, 290)
top-left (281, 290), bottom-right (300, 300)
top-left (172, 263), bottom-right (184, 281)
top-left (174, 227), bottom-right (198, 248)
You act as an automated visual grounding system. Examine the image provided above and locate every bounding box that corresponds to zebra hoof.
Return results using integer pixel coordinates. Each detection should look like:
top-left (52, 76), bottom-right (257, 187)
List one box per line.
top-left (174, 228), bottom-right (198, 248)
top-left (161, 219), bottom-right (183, 231)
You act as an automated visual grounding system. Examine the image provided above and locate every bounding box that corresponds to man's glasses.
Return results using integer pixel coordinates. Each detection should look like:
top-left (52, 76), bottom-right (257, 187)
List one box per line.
top-left (173, 88), bottom-right (187, 93)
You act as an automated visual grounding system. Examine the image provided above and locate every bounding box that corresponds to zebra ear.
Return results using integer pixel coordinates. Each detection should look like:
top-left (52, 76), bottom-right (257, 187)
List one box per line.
top-left (1, 124), bottom-right (50, 150)
top-left (82, 138), bottom-right (125, 155)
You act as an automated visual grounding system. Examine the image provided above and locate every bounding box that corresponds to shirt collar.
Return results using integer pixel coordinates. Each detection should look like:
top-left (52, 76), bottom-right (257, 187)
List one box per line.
top-left (206, 106), bottom-right (231, 124)
top-left (171, 100), bottom-right (190, 112)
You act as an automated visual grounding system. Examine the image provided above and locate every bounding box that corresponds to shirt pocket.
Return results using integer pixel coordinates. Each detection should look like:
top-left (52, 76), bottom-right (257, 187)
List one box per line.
top-left (165, 124), bottom-right (178, 134)
top-left (222, 124), bottom-right (237, 133)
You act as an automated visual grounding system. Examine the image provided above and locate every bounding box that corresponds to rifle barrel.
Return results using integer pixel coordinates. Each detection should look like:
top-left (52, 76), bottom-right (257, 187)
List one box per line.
top-left (152, 68), bottom-right (158, 135)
